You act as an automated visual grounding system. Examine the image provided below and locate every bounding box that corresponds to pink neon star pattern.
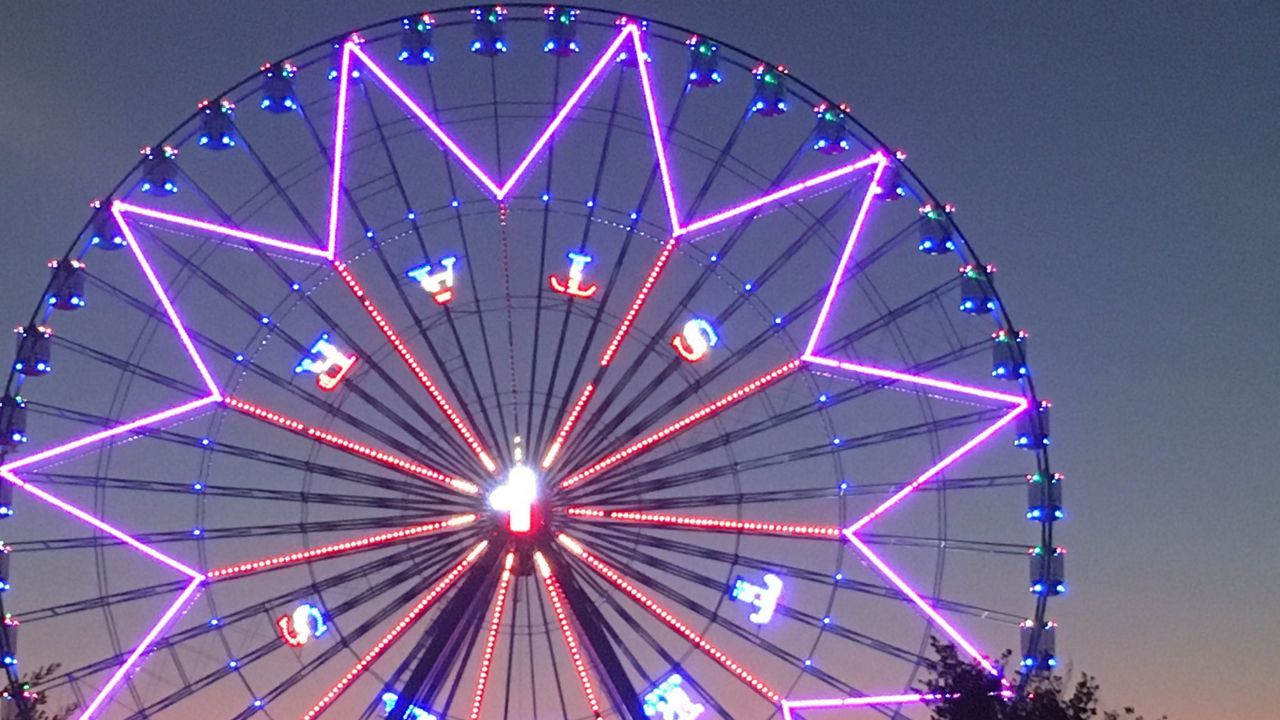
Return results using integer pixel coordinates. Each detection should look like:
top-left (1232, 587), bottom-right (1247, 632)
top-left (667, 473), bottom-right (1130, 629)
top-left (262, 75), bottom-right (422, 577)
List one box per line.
top-left (2, 21), bottom-right (1029, 718)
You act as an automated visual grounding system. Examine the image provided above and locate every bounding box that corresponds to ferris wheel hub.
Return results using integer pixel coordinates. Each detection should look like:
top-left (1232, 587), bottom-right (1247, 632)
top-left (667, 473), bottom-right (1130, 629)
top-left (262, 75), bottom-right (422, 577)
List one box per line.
top-left (488, 461), bottom-right (541, 536)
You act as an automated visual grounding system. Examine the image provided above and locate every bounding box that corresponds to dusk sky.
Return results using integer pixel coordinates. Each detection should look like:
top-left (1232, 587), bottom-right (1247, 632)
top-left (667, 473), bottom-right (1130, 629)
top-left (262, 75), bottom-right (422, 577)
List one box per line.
top-left (1, 2), bottom-right (1277, 719)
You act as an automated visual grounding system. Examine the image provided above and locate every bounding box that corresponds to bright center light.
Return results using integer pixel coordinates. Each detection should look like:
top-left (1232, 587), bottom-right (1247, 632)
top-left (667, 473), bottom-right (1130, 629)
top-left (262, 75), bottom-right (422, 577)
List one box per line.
top-left (490, 464), bottom-right (538, 533)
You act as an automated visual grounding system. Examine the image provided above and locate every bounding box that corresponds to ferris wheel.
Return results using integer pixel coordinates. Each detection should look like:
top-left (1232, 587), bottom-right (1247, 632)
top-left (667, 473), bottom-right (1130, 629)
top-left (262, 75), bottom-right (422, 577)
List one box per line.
top-left (0, 6), bottom-right (1064, 719)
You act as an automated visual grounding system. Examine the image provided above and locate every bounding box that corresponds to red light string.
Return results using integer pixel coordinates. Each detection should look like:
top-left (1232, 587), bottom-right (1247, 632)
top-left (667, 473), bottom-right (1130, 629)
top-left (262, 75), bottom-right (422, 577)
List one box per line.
top-left (301, 541), bottom-right (489, 719)
top-left (560, 360), bottom-right (801, 490)
top-left (333, 262), bottom-right (497, 474)
top-left (223, 397), bottom-right (478, 495)
top-left (534, 552), bottom-right (604, 717)
top-left (558, 533), bottom-right (779, 703)
top-left (469, 552), bottom-right (517, 720)
top-left (207, 514), bottom-right (477, 580)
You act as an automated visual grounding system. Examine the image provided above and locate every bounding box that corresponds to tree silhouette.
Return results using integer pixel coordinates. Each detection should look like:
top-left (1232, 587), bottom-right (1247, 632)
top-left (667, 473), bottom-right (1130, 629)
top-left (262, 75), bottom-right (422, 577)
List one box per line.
top-left (4, 664), bottom-right (78, 720)
top-left (922, 639), bottom-right (1167, 720)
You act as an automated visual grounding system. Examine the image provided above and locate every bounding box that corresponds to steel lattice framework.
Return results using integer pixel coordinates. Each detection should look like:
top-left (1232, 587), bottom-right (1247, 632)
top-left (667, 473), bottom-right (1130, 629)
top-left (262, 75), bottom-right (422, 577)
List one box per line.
top-left (0, 6), bottom-right (1060, 719)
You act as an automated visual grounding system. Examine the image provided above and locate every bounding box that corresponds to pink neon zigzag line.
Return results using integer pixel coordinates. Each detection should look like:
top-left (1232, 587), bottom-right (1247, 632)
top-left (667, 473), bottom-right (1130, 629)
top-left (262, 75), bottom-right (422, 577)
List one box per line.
top-left (543, 156), bottom-right (1026, 706)
top-left (0, 400), bottom-right (214, 719)
top-left (113, 25), bottom-right (891, 480)
top-left (31, 28), bottom-right (1009, 717)
top-left (773, 162), bottom-right (1030, 708)
top-left (0, 206), bottom-right (225, 716)
top-left (780, 693), bottom-right (940, 719)
top-left (346, 26), bottom-right (885, 239)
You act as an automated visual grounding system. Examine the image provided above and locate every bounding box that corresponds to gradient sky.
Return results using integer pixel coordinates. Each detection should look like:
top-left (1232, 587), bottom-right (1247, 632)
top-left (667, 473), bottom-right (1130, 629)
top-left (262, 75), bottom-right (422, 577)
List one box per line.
top-left (1, 2), bottom-right (1277, 718)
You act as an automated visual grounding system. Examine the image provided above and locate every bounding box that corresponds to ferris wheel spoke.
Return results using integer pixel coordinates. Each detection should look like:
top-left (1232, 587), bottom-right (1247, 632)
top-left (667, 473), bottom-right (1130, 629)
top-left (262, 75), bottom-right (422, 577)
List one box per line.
top-left (228, 120), bottom-right (330, 244)
top-left (8, 516), bottom-right (452, 553)
top-left (569, 151), bottom-right (890, 468)
top-left (17, 399), bottom-right (462, 504)
top-left (529, 561), bottom-right (576, 720)
top-left (565, 506), bottom-right (841, 540)
top-left (196, 440), bottom-right (458, 503)
top-left (536, 68), bottom-right (669, 472)
top-left (120, 538), bottom-right (475, 720)
top-left (463, 550), bottom-right (516, 720)
top-left (557, 532), bottom-right (781, 705)
top-left (566, 345), bottom-right (997, 500)
top-left (575, 529), bottom-right (918, 696)
top-left (124, 186), bottom-right (484, 476)
top-left (50, 333), bottom-right (207, 397)
top-left (579, 524), bottom-right (1023, 627)
top-left (577, 404), bottom-right (1007, 503)
top-left (568, 506), bottom-right (1024, 556)
top-left (569, 565), bottom-right (736, 720)
top-left (35, 534), bottom-right (464, 696)
top-left (534, 67), bottom-right (697, 468)
top-left (565, 211), bottom-right (924, 473)
top-left (560, 175), bottom-right (853, 471)
top-left (523, 60), bottom-right (565, 456)
top-left (344, 115), bottom-right (513, 476)
top-left (352, 81), bottom-right (514, 459)
top-left (332, 261), bottom-right (499, 474)
top-left (413, 64), bottom-right (528, 470)
top-left (327, 62), bottom-right (511, 473)
top-left (578, 473), bottom-right (1024, 509)
top-left (298, 540), bottom-right (489, 720)
top-left (158, 164), bottom-right (488, 476)
top-left (224, 396), bottom-right (478, 495)
top-left (205, 513), bottom-right (477, 581)
top-left (558, 359), bottom-right (802, 493)
top-left (547, 131), bottom-right (808, 471)
top-left (532, 551), bottom-right (605, 718)
top-left (19, 470), bottom-right (444, 512)
top-left (16, 580), bottom-right (188, 624)
top-left (679, 101), bottom-right (758, 225)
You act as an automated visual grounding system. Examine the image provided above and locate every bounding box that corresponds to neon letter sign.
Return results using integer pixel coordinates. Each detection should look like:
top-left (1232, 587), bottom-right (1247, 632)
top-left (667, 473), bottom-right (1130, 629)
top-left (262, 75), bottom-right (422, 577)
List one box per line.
top-left (672, 318), bottom-right (718, 362)
top-left (549, 251), bottom-right (599, 298)
top-left (277, 603), bottom-right (329, 647)
top-left (294, 333), bottom-right (358, 391)
top-left (406, 256), bottom-right (458, 305)
top-left (643, 674), bottom-right (705, 720)
top-left (730, 573), bottom-right (782, 624)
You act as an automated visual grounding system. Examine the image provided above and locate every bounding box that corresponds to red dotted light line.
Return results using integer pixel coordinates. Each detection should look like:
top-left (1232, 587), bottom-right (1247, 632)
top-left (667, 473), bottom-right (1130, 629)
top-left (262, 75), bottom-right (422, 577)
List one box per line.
top-left (302, 541), bottom-right (489, 720)
top-left (207, 514), bottom-right (477, 579)
top-left (560, 360), bottom-right (802, 489)
top-left (565, 508), bottom-right (841, 539)
top-left (224, 397), bottom-right (477, 495)
top-left (223, 397), bottom-right (304, 430)
top-left (558, 534), bottom-right (779, 703)
top-left (599, 237), bottom-right (677, 367)
top-left (333, 262), bottom-right (497, 474)
top-left (541, 383), bottom-right (594, 469)
top-left (470, 552), bottom-right (516, 720)
top-left (535, 553), bottom-right (603, 717)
